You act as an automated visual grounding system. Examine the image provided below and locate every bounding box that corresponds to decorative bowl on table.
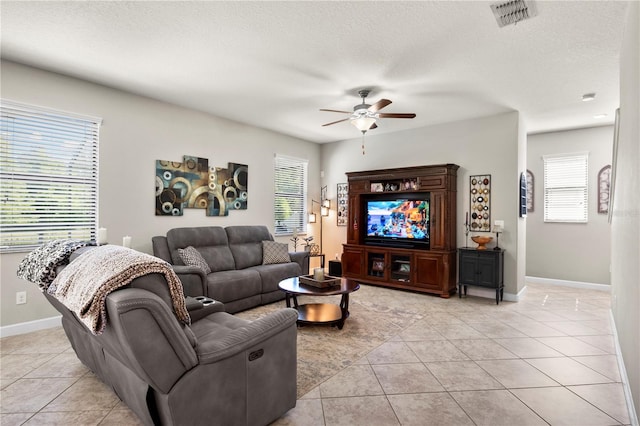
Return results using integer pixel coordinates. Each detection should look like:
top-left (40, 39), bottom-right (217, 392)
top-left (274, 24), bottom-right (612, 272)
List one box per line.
top-left (471, 235), bottom-right (493, 250)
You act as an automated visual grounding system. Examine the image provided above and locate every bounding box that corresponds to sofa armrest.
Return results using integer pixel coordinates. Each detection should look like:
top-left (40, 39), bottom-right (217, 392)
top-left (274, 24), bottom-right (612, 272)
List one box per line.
top-left (171, 265), bottom-right (207, 297)
top-left (185, 296), bottom-right (225, 322)
top-left (151, 235), bottom-right (172, 263)
top-left (289, 251), bottom-right (309, 274)
top-left (197, 308), bottom-right (298, 364)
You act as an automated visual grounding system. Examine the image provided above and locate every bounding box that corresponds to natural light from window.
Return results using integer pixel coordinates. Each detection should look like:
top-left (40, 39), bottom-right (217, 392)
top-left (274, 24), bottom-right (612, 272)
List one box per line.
top-left (543, 152), bottom-right (589, 223)
top-left (0, 100), bottom-right (101, 252)
top-left (273, 154), bottom-right (308, 236)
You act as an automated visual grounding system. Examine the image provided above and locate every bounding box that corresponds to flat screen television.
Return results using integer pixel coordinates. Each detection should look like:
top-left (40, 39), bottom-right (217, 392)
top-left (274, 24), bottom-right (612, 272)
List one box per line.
top-left (364, 194), bottom-right (430, 249)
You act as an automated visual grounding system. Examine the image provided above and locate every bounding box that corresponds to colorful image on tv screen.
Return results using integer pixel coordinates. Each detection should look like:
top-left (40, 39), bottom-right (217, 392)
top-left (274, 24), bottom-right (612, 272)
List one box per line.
top-left (366, 200), bottom-right (429, 240)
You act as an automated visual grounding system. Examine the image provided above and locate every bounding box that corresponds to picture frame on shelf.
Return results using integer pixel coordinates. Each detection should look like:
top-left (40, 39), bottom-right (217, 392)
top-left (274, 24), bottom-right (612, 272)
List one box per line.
top-left (372, 260), bottom-right (385, 271)
top-left (402, 178), bottom-right (418, 190)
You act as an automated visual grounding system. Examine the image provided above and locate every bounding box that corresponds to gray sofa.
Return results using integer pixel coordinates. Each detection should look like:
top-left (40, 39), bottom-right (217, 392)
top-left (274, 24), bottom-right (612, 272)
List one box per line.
top-left (152, 226), bottom-right (308, 313)
top-left (44, 246), bottom-right (298, 426)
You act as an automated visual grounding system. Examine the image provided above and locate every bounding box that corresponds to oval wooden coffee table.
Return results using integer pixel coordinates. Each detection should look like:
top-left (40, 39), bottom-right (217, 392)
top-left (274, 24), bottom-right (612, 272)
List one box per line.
top-left (278, 277), bottom-right (360, 329)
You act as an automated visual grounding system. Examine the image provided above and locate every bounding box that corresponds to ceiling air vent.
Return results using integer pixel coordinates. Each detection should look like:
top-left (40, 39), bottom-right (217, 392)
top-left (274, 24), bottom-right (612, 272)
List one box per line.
top-left (490, 0), bottom-right (538, 28)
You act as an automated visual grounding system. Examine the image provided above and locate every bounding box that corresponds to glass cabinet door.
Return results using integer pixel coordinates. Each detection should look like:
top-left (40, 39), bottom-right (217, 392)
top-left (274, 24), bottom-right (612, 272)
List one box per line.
top-left (367, 251), bottom-right (387, 279)
top-left (390, 254), bottom-right (411, 283)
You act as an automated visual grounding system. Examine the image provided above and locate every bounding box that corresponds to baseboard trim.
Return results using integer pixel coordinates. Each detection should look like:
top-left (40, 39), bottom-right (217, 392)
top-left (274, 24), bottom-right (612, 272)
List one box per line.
top-left (464, 285), bottom-right (526, 303)
top-left (610, 310), bottom-right (640, 426)
top-left (526, 276), bottom-right (611, 292)
top-left (0, 315), bottom-right (62, 338)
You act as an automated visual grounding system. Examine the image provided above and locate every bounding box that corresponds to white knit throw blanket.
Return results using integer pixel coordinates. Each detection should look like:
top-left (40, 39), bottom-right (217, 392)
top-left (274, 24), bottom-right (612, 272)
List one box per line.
top-left (51, 245), bottom-right (190, 335)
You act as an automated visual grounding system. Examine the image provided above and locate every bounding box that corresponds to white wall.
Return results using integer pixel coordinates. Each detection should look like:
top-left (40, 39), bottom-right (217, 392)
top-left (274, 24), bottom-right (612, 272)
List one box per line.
top-left (0, 60), bottom-right (321, 328)
top-left (611, 1), bottom-right (640, 418)
top-left (526, 126), bottom-right (613, 285)
top-left (319, 112), bottom-right (526, 297)
top-left (517, 114), bottom-right (528, 295)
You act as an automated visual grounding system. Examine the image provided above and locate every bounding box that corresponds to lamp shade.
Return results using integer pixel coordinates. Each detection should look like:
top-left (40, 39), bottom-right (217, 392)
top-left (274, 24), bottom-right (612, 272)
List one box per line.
top-left (322, 199), bottom-right (330, 208)
top-left (321, 206), bottom-right (329, 217)
top-left (308, 212), bottom-right (317, 223)
top-left (350, 116), bottom-right (376, 132)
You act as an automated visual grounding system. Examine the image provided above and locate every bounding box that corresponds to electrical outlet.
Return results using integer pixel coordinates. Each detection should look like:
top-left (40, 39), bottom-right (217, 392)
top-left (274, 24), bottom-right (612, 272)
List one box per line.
top-left (16, 291), bottom-right (27, 305)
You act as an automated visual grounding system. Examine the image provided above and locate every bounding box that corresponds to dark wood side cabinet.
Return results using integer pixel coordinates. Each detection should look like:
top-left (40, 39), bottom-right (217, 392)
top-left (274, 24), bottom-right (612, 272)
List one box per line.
top-left (458, 248), bottom-right (505, 304)
top-left (342, 164), bottom-right (458, 297)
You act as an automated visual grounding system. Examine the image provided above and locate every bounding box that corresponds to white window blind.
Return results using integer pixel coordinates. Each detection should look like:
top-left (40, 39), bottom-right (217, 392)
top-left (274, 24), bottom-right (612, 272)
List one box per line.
top-left (543, 152), bottom-right (588, 223)
top-left (274, 154), bottom-right (308, 236)
top-left (0, 100), bottom-right (101, 252)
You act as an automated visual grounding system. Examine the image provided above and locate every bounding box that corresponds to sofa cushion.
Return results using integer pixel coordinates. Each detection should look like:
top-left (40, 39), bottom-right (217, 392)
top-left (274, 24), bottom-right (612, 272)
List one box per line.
top-left (166, 227), bottom-right (235, 272)
top-left (262, 241), bottom-right (291, 265)
top-left (226, 226), bottom-right (273, 270)
top-left (178, 246), bottom-right (211, 274)
top-left (189, 311), bottom-right (250, 347)
top-left (206, 269), bottom-right (262, 303)
top-left (251, 262), bottom-right (302, 294)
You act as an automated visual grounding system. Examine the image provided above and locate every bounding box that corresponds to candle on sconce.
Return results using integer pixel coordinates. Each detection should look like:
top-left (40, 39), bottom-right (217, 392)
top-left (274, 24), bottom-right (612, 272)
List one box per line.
top-left (122, 236), bottom-right (132, 248)
top-left (313, 267), bottom-right (324, 281)
top-left (465, 212), bottom-right (469, 225)
top-left (292, 228), bottom-right (298, 239)
top-left (97, 228), bottom-right (108, 245)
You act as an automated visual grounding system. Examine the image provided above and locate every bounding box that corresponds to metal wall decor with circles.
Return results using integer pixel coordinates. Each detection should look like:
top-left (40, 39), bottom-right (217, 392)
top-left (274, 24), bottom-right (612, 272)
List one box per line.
top-left (469, 174), bottom-right (491, 232)
top-left (337, 183), bottom-right (348, 226)
top-left (156, 155), bottom-right (248, 217)
top-left (598, 165), bottom-right (611, 214)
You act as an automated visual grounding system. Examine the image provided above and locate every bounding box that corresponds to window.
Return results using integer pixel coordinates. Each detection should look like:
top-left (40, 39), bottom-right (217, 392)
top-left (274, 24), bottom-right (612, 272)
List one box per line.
top-left (274, 154), bottom-right (308, 236)
top-left (0, 100), bottom-right (101, 252)
top-left (543, 152), bottom-right (588, 223)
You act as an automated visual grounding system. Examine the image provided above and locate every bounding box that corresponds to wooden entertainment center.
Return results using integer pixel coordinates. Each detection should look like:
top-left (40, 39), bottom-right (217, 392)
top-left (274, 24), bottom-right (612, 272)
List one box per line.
top-left (342, 164), bottom-right (459, 297)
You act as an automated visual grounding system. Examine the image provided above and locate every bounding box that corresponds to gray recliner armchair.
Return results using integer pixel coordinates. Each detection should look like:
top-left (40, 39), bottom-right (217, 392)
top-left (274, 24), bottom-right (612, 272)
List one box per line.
top-left (44, 247), bottom-right (298, 426)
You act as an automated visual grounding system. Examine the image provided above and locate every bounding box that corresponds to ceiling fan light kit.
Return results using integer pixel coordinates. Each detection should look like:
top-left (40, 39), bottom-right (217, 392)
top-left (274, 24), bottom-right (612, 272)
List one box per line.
top-left (351, 116), bottom-right (376, 133)
top-left (320, 89), bottom-right (416, 149)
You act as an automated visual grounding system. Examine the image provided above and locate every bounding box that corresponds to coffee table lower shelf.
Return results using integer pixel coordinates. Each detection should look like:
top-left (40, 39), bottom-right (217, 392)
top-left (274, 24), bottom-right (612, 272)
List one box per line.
top-left (294, 303), bottom-right (349, 329)
top-left (278, 276), bottom-right (360, 330)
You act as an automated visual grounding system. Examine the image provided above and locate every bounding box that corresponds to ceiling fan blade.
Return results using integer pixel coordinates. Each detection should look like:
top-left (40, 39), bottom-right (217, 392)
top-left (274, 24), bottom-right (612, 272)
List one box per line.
top-left (322, 118), bottom-right (350, 127)
top-left (319, 109), bottom-right (351, 114)
top-left (378, 113), bottom-right (416, 119)
top-left (368, 99), bottom-right (392, 112)
top-left (369, 123), bottom-right (378, 130)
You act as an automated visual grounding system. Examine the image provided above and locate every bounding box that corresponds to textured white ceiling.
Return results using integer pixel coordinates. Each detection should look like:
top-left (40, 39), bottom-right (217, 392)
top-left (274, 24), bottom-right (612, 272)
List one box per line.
top-left (0, 1), bottom-right (629, 143)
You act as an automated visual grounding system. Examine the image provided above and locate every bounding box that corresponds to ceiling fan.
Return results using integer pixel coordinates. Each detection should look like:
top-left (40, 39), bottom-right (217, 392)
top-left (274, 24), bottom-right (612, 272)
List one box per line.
top-left (320, 89), bottom-right (416, 134)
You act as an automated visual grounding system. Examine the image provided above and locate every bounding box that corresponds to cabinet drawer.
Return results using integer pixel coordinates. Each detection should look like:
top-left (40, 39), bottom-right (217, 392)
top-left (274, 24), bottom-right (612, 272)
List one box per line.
top-left (418, 175), bottom-right (446, 190)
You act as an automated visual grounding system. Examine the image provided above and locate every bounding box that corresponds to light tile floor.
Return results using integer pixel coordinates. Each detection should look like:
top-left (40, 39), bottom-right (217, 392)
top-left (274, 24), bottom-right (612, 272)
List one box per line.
top-left (0, 283), bottom-right (633, 425)
top-left (275, 283), bottom-right (632, 426)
